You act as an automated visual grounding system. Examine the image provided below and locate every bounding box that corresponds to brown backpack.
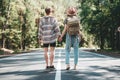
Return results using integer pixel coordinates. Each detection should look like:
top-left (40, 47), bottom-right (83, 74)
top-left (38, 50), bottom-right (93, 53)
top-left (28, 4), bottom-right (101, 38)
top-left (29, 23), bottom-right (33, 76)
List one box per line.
top-left (67, 16), bottom-right (80, 35)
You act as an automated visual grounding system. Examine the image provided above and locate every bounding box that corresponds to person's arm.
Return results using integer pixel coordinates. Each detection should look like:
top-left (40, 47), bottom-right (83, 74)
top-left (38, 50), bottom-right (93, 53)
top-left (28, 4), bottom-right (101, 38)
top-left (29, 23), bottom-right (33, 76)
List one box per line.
top-left (58, 24), bottom-right (67, 42)
top-left (61, 24), bottom-right (67, 38)
top-left (38, 18), bottom-right (43, 43)
top-left (53, 18), bottom-right (61, 38)
top-left (78, 28), bottom-right (85, 42)
top-left (61, 18), bottom-right (68, 38)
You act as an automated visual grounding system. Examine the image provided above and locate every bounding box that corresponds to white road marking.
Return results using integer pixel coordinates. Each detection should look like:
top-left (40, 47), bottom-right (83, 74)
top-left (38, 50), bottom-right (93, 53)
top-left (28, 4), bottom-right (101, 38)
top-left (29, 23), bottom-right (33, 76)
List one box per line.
top-left (55, 50), bottom-right (61, 80)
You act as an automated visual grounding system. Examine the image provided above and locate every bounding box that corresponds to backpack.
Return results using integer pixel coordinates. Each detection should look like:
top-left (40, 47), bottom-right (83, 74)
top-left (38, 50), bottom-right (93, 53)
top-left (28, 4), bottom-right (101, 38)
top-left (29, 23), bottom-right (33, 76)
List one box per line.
top-left (66, 16), bottom-right (80, 35)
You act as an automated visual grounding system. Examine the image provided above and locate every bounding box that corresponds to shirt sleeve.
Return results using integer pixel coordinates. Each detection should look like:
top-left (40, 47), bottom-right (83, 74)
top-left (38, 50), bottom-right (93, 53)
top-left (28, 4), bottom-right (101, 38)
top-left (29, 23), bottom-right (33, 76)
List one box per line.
top-left (38, 18), bottom-right (43, 39)
top-left (64, 18), bottom-right (67, 25)
top-left (53, 19), bottom-right (61, 37)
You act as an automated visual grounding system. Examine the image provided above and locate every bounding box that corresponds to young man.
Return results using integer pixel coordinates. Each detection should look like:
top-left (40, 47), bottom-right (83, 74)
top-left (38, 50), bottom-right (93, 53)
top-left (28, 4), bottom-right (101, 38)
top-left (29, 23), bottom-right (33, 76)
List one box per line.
top-left (38, 7), bottom-right (61, 70)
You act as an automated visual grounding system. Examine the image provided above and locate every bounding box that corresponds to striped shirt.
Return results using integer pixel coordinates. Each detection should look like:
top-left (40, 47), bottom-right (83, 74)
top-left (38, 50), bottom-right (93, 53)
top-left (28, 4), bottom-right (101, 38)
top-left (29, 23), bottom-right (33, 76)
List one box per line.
top-left (38, 16), bottom-right (61, 44)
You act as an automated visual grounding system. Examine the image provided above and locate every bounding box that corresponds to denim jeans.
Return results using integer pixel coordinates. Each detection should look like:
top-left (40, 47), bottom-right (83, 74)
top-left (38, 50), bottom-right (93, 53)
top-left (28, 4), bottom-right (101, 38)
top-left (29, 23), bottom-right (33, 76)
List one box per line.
top-left (65, 33), bottom-right (80, 65)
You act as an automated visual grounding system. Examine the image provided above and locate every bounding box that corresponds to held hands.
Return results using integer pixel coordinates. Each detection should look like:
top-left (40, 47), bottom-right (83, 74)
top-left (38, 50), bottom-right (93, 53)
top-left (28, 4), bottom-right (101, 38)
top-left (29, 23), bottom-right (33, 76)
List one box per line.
top-left (58, 35), bottom-right (62, 42)
top-left (38, 39), bottom-right (43, 45)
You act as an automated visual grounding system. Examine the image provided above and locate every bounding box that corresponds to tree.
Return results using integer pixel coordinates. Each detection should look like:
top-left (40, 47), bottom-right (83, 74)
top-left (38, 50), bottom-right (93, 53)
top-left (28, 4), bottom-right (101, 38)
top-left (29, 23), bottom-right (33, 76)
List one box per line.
top-left (0, 0), bottom-right (11, 48)
top-left (79, 0), bottom-right (120, 50)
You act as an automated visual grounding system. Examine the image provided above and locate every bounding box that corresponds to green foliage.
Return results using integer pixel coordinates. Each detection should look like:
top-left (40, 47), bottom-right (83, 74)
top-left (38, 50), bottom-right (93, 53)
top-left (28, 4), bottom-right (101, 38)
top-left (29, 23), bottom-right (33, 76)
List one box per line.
top-left (1, 0), bottom-right (119, 50)
top-left (79, 0), bottom-right (120, 50)
top-left (0, 50), bottom-right (4, 55)
top-left (0, 0), bottom-right (80, 50)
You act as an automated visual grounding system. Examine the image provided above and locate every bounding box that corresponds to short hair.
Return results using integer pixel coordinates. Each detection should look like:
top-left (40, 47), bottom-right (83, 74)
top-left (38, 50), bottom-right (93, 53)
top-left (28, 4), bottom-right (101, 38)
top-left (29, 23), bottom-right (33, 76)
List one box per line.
top-left (45, 8), bottom-right (51, 14)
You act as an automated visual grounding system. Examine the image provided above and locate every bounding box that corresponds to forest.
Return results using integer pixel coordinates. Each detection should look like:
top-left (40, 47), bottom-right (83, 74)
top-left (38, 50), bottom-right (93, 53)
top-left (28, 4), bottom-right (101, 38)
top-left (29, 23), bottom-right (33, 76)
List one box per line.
top-left (0, 0), bottom-right (120, 52)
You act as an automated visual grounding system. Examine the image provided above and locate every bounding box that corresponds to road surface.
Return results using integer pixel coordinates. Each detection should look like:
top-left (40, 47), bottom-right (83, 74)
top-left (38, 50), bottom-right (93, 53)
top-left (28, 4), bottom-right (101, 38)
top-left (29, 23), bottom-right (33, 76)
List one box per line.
top-left (0, 48), bottom-right (120, 80)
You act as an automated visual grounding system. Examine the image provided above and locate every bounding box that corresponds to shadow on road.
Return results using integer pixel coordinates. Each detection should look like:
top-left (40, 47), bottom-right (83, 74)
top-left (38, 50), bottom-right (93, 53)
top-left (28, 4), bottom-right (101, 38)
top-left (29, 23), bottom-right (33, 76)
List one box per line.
top-left (0, 48), bottom-right (120, 80)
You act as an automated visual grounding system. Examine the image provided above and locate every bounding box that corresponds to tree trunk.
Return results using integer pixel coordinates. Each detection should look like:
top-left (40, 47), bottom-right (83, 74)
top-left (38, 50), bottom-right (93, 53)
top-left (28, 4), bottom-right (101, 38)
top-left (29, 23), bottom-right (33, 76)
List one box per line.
top-left (116, 32), bottom-right (120, 50)
top-left (100, 25), bottom-right (104, 49)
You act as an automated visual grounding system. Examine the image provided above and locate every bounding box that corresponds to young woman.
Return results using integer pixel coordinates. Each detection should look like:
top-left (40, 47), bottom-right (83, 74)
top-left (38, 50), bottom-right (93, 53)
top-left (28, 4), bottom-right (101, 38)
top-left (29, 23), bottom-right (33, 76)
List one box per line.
top-left (59, 7), bottom-right (82, 70)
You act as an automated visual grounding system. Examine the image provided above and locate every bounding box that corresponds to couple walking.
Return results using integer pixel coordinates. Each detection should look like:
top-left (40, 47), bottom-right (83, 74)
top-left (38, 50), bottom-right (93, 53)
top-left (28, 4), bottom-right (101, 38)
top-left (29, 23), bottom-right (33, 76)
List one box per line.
top-left (38, 7), bottom-right (82, 70)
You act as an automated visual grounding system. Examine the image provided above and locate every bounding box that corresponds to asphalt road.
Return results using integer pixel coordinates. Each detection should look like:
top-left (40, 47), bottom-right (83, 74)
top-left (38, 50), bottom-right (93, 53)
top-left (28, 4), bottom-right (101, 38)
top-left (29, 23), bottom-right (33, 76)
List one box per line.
top-left (0, 48), bottom-right (120, 80)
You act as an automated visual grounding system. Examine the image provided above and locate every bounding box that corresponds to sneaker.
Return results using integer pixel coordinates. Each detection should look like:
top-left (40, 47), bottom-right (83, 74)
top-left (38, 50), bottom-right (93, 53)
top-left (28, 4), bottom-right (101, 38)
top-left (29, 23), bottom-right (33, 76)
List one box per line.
top-left (50, 65), bottom-right (56, 70)
top-left (45, 66), bottom-right (50, 70)
top-left (66, 67), bottom-right (70, 70)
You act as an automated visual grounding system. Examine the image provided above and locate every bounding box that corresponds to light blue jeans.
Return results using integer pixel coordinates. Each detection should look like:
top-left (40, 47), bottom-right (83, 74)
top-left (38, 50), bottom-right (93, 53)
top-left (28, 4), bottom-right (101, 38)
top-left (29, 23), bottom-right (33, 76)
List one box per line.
top-left (65, 33), bottom-right (80, 65)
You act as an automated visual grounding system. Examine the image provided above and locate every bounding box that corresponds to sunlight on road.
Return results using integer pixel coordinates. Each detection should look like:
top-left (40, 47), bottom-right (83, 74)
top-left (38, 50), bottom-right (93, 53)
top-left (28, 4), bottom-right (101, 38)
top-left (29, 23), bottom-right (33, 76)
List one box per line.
top-left (55, 50), bottom-right (61, 80)
top-left (0, 48), bottom-right (120, 80)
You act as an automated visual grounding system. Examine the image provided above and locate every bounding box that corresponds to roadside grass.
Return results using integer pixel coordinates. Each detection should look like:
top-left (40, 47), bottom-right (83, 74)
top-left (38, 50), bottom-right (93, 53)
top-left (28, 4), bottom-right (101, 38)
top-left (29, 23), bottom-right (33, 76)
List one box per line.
top-left (86, 48), bottom-right (120, 58)
top-left (0, 50), bottom-right (4, 55)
